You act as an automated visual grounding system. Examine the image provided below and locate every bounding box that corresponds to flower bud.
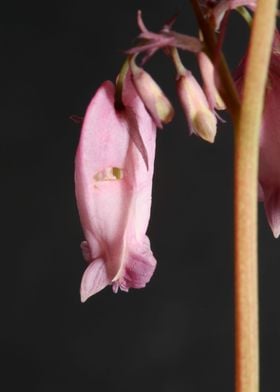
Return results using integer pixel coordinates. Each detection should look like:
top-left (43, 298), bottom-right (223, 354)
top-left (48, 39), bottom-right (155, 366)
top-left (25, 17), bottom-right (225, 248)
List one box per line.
top-left (177, 70), bottom-right (217, 143)
top-left (198, 51), bottom-right (226, 111)
top-left (130, 57), bottom-right (174, 128)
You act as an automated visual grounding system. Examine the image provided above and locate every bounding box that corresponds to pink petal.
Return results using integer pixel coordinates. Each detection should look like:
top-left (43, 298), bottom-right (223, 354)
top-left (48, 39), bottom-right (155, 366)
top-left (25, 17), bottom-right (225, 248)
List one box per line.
top-left (75, 81), bottom-right (132, 280)
top-left (80, 258), bottom-right (110, 302)
top-left (115, 236), bottom-right (157, 291)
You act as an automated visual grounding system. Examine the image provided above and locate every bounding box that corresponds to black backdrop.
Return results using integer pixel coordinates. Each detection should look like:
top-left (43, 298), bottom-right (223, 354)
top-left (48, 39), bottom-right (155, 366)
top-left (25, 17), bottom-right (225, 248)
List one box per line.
top-left (2, 1), bottom-right (280, 391)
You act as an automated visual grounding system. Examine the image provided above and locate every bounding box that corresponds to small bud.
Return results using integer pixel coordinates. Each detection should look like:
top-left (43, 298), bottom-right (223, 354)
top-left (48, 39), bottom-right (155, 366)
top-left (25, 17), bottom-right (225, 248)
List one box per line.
top-left (198, 52), bottom-right (226, 111)
top-left (130, 57), bottom-right (174, 128)
top-left (177, 71), bottom-right (217, 143)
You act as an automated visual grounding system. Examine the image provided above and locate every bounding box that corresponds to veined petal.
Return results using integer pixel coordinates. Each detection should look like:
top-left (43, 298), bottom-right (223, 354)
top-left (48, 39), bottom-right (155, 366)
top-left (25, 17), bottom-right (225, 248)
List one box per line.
top-left (114, 236), bottom-right (157, 291)
top-left (75, 81), bottom-right (133, 281)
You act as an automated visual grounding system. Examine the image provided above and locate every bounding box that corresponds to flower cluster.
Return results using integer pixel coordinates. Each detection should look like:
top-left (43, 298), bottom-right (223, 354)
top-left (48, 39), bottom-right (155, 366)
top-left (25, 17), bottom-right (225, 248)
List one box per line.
top-left (75, 0), bottom-right (280, 301)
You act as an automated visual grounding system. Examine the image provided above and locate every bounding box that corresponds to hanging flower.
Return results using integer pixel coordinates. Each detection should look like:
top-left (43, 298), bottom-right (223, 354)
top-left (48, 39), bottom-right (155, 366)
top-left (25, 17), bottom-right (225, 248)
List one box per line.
top-left (75, 78), bottom-right (157, 301)
top-left (235, 31), bottom-right (280, 237)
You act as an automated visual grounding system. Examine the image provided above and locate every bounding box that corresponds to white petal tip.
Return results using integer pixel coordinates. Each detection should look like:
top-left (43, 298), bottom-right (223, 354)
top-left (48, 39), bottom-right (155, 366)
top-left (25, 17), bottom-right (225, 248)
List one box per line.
top-left (272, 228), bottom-right (280, 239)
top-left (80, 291), bottom-right (90, 303)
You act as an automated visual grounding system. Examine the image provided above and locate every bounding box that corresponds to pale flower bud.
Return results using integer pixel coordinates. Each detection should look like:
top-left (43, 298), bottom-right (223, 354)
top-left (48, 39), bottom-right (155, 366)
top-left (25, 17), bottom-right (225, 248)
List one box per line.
top-left (130, 57), bottom-right (174, 128)
top-left (177, 70), bottom-right (217, 143)
top-left (198, 51), bottom-right (226, 111)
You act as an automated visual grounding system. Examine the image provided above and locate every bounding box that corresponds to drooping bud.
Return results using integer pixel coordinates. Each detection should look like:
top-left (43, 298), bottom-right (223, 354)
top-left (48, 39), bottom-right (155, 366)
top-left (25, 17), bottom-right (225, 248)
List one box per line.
top-left (197, 51), bottom-right (226, 111)
top-left (177, 70), bottom-right (217, 143)
top-left (129, 56), bottom-right (174, 128)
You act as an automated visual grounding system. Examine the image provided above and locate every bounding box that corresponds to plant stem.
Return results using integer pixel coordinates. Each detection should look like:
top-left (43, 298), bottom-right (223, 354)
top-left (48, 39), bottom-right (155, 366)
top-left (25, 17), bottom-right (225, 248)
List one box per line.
top-left (234, 0), bottom-right (277, 391)
top-left (115, 58), bottom-right (130, 111)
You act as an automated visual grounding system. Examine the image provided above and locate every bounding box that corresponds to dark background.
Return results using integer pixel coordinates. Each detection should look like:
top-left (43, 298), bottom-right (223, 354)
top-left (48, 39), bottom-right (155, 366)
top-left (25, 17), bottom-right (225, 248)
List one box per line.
top-left (1, 1), bottom-right (280, 391)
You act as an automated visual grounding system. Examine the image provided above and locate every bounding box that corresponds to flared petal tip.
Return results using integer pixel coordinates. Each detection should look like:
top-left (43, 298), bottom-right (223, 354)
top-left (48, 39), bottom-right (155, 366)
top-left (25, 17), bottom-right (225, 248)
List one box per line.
top-left (272, 226), bottom-right (280, 239)
top-left (263, 189), bottom-right (280, 239)
top-left (80, 258), bottom-right (110, 302)
top-left (80, 291), bottom-right (90, 303)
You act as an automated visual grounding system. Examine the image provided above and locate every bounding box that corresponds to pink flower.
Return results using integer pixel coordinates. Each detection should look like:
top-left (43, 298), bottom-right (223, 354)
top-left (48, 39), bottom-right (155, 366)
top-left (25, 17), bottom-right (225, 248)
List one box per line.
top-left (235, 31), bottom-right (280, 237)
top-left (258, 32), bottom-right (280, 237)
top-left (75, 78), bottom-right (157, 301)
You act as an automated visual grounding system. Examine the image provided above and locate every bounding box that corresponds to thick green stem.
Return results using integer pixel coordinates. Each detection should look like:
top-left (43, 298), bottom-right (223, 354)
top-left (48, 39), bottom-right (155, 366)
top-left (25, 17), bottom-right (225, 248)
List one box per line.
top-left (234, 0), bottom-right (277, 391)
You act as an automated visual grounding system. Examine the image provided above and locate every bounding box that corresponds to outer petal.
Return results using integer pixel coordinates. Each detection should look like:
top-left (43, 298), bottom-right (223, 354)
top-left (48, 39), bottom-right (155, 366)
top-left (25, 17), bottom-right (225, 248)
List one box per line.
top-left (75, 81), bottom-right (133, 281)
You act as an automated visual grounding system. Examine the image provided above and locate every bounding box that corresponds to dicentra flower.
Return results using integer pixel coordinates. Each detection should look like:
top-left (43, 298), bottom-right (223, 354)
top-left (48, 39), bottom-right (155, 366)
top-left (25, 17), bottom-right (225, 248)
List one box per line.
top-left (75, 78), bottom-right (157, 301)
top-left (235, 31), bottom-right (280, 237)
top-left (258, 32), bottom-right (280, 237)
